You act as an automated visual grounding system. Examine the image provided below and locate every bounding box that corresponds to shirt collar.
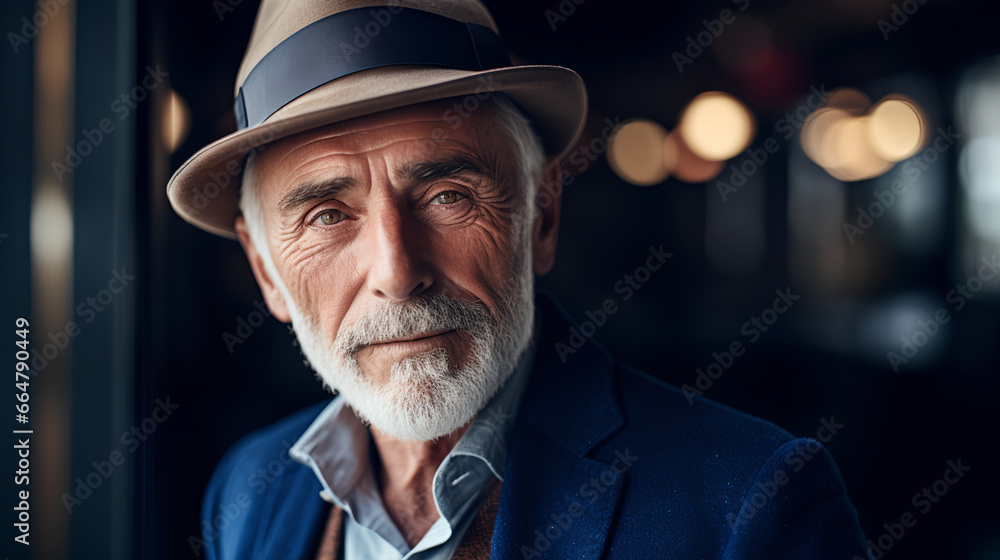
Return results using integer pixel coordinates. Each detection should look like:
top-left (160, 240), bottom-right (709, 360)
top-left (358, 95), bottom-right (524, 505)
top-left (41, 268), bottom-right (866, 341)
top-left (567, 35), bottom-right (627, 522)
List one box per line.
top-left (431, 322), bottom-right (537, 520)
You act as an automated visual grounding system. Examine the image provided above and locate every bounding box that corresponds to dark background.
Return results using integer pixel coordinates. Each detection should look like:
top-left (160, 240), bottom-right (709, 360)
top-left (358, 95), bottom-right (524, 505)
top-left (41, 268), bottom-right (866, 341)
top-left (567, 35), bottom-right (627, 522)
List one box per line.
top-left (3, 0), bottom-right (999, 558)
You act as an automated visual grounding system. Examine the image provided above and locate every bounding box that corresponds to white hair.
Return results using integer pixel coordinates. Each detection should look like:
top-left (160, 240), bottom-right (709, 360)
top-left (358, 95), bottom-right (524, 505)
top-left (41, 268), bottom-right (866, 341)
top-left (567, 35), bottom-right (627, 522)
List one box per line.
top-left (239, 93), bottom-right (546, 277)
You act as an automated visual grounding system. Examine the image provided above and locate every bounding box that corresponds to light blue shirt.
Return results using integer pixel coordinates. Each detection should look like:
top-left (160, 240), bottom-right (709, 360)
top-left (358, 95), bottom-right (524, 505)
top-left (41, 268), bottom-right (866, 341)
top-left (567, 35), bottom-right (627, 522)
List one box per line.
top-left (290, 324), bottom-right (537, 559)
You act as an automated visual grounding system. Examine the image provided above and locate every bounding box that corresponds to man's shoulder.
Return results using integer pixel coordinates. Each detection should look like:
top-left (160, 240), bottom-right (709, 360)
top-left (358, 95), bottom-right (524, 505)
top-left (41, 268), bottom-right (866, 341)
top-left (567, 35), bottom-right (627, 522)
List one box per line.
top-left (611, 358), bottom-right (795, 448)
top-left (596, 359), bottom-right (866, 555)
top-left (198, 399), bottom-right (333, 560)
top-left (207, 399), bottom-right (331, 491)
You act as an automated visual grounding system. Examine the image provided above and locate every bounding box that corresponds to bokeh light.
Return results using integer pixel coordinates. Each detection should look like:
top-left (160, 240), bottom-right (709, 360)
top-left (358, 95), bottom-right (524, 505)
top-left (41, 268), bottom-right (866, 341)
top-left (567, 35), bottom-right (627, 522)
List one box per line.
top-left (31, 185), bottom-right (73, 270)
top-left (677, 92), bottom-right (757, 161)
top-left (802, 107), bottom-right (855, 169)
top-left (607, 119), bottom-right (671, 186)
top-left (824, 115), bottom-right (894, 181)
top-left (868, 96), bottom-right (927, 162)
top-left (799, 88), bottom-right (927, 181)
top-left (162, 89), bottom-right (191, 154)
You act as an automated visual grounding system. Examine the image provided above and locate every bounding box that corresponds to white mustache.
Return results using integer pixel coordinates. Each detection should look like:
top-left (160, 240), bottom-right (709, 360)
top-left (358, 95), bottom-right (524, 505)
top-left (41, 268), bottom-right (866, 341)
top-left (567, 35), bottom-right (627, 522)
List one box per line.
top-left (334, 293), bottom-right (494, 357)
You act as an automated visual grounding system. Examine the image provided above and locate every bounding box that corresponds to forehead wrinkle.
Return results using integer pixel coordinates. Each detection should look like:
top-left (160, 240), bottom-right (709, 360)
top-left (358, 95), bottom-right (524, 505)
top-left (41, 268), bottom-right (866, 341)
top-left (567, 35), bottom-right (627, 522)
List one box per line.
top-left (265, 98), bottom-right (499, 168)
top-left (274, 133), bottom-right (485, 185)
top-left (258, 95), bottom-right (496, 165)
top-left (283, 156), bottom-right (365, 189)
top-left (270, 116), bottom-right (469, 162)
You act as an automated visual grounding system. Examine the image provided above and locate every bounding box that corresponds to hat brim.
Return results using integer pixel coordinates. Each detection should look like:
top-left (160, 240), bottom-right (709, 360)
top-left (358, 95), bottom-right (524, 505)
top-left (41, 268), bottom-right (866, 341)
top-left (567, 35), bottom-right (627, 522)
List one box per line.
top-left (166, 64), bottom-right (587, 239)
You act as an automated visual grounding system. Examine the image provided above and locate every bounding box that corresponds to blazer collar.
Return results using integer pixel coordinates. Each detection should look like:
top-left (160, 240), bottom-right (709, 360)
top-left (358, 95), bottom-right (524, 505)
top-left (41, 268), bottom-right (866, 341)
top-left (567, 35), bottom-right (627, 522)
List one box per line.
top-left (490, 291), bottom-right (626, 560)
top-left (521, 290), bottom-right (625, 456)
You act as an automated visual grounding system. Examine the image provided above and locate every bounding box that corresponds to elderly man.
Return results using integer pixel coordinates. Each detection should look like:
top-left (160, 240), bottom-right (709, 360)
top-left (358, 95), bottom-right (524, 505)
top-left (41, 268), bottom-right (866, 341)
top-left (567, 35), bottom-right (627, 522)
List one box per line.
top-left (168, 0), bottom-right (869, 558)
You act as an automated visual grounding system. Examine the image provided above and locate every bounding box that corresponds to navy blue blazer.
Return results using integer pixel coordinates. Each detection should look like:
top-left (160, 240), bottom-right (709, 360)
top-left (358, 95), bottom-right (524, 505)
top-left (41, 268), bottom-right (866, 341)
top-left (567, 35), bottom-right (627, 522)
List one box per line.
top-left (200, 293), bottom-right (869, 559)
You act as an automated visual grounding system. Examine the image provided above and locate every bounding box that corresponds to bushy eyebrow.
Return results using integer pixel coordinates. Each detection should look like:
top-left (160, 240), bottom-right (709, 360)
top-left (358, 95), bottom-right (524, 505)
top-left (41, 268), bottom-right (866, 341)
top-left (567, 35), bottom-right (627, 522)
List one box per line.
top-left (277, 177), bottom-right (356, 216)
top-left (397, 155), bottom-right (489, 184)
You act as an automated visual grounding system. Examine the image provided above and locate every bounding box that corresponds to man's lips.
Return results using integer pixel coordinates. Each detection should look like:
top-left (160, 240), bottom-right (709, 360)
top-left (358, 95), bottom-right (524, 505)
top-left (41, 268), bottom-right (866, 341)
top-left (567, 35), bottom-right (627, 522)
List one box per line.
top-left (369, 329), bottom-right (455, 346)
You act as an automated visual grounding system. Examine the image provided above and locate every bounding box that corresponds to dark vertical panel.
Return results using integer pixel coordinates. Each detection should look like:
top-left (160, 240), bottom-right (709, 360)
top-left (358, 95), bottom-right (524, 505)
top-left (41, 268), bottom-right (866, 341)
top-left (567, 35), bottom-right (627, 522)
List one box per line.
top-left (137, 0), bottom-right (156, 557)
top-left (69, 0), bottom-right (136, 558)
top-left (0, 0), bottom-right (34, 557)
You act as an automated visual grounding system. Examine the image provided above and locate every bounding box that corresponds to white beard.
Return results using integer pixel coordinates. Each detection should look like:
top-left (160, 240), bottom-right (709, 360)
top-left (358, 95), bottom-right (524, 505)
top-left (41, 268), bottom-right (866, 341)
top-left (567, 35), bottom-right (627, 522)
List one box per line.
top-left (278, 242), bottom-right (536, 442)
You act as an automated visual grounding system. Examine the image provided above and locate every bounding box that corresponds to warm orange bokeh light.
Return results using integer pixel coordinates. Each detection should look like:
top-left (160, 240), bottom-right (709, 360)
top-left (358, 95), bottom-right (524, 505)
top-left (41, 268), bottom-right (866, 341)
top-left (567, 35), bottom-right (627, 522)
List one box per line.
top-left (868, 96), bottom-right (927, 162)
top-left (162, 89), bottom-right (192, 154)
top-left (678, 92), bottom-right (757, 162)
top-left (608, 119), bottom-right (671, 186)
top-left (799, 88), bottom-right (928, 181)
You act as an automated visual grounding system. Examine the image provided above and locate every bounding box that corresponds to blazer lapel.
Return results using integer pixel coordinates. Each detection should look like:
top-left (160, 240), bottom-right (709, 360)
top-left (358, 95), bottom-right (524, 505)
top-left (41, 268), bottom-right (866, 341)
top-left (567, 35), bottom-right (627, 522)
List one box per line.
top-left (492, 293), bottom-right (626, 559)
top-left (257, 461), bottom-right (332, 559)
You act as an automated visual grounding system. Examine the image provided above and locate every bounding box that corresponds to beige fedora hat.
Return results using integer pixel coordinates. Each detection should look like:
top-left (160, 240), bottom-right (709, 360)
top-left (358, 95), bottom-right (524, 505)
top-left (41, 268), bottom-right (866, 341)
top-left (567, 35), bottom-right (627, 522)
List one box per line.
top-left (166, 0), bottom-right (588, 239)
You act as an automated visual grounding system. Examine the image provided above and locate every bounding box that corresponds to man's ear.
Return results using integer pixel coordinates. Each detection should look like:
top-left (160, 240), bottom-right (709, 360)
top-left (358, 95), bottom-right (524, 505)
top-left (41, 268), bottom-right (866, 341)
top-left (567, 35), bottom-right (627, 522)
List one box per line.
top-left (532, 156), bottom-right (563, 275)
top-left (235, 216), bottom-right (291, 323)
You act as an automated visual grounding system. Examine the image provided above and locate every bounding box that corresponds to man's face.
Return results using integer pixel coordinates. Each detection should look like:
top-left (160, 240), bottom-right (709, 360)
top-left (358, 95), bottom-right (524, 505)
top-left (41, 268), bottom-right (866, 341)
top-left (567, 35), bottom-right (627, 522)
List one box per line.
top-left (235, 99), bottom-right (560, 441)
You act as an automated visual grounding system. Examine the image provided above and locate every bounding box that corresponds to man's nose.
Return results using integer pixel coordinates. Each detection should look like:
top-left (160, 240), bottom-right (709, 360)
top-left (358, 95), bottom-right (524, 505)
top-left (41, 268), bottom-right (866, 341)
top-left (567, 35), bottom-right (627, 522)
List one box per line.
top-left (363, 200), bottom-right (434, 301)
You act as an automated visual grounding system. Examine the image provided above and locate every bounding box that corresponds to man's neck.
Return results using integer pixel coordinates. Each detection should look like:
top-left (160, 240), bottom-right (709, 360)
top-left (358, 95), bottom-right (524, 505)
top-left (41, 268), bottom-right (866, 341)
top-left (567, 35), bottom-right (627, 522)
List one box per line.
top-left (370, 420), bottom-right (474, 548)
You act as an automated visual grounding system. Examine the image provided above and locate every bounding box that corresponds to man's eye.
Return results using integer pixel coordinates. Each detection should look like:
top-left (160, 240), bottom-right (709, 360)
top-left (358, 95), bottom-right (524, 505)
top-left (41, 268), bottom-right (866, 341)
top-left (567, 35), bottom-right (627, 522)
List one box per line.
top-left (431, 191), bottom-right (464, 205)
top-left (312, 210), bottom-right (346, 226)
